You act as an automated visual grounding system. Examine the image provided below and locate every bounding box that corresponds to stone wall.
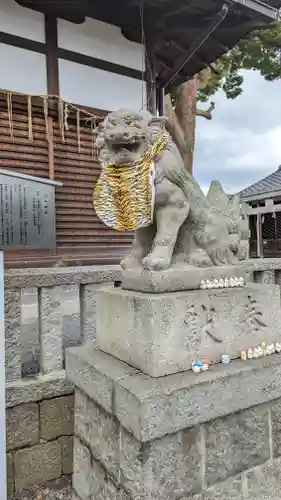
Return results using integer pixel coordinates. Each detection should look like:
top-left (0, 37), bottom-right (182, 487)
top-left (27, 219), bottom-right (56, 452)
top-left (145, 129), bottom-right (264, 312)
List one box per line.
top-left (66, 343), bottom-right (281, 500)
top-left (72, 388), bottom-right (281, 500)
top-left (7, 394), bottom-right (74, 495)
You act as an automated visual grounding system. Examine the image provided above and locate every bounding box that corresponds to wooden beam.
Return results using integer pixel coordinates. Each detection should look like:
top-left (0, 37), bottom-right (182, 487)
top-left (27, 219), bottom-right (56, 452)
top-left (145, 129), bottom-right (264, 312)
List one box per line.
top-left (44, 15), bottom-right (60, 96)
top-left (47, 117), bottom-right (55, 180)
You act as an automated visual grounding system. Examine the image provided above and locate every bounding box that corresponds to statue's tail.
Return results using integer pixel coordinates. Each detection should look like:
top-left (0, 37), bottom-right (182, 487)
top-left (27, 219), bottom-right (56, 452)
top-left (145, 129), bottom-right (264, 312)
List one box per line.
top-left (206, 180), bottom-right (249, 260)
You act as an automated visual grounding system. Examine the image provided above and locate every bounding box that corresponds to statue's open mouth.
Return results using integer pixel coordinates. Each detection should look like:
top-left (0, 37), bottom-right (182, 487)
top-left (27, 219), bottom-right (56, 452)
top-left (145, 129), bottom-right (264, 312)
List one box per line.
top-left (111, 142), bottom-right (141, 153)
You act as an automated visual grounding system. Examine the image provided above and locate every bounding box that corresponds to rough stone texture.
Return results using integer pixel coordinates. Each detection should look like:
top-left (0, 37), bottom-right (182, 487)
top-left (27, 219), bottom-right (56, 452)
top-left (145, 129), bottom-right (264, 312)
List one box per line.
top-left (205, 406), bottom-right (270, 486)
top-left (7, 402), bottom-right (39, 451)
top-left (96, 283), bottom-right (281, 377)
top-left (80, 283), bottom-right (112, 342)
top-left (66, 343), bottom-right (139, 415)
top-left (72, 436), bottom-right (105, 500)
top-left (4, 265), bottom-right (121, 289)
top-left (66, 344), bottom-right (281, 442)
top-left (40, 394), bottom-right (74, 440)
top-left (120, 425), bottom-right (202, 499)
top-left (245, 457), bottom-right (281, 499)
top-left (7, 452), bottom-right (14, 496)
top-left (75, 389), bottom-right (120, 478)
top-left (271, 399), bottom-right (281, 458)
top-left (14, 441), bottom-right (62, 492)
top-left (203, 476), bottom-right (242, 500)
top-left (60, 436), bottom-right (74, 474)
top-left (5, 288), bottom-right (22, 382)
top-left (39, 286), bottom-right (64, 373)
top-left (6, 370), bottom-right (73, 408)
top-left (122, 264), bottom-right (247, 293)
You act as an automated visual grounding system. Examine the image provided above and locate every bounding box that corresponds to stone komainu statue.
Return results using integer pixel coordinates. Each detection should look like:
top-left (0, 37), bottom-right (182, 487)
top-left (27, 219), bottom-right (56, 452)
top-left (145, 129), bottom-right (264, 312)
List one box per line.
top-left (93, 109), bottom-right (249, 271)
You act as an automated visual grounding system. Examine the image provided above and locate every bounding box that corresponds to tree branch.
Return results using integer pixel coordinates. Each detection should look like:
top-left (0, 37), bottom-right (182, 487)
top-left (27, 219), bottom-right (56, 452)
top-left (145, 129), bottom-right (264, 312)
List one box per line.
top-left (196, 101), bottom-right (215, 120)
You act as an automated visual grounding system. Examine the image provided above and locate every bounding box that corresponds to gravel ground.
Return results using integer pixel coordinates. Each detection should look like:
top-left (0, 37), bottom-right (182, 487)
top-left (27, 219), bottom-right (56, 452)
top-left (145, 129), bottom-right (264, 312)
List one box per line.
top-left (8, 477), bottom-right (75, 500)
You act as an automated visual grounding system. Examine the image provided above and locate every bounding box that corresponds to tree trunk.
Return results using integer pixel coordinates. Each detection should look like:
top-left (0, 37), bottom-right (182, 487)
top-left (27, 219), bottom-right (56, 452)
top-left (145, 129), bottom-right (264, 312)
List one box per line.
top-left (164, 77), bottom-right (215, 176)
top-left (175, 77), bottom-right (198, 174)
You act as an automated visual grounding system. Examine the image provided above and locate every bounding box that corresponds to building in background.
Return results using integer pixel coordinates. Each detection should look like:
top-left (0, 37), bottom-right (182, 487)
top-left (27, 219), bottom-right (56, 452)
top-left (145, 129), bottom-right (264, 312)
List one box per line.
top-left (239, 166), bottom-right (281, 259)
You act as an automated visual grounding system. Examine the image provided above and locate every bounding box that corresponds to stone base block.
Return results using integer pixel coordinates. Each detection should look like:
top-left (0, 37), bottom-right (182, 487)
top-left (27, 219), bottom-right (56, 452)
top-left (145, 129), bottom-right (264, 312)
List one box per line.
top-left (66, 344), bottom-right (281, 500)
top-left (121, 263), bottom-right (247, 293)
top-left (96, 283), bottom-right (281, 377)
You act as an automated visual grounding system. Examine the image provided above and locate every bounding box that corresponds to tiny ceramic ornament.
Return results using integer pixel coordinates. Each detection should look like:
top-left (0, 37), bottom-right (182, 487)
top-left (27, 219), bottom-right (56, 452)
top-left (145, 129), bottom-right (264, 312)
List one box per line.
top-left (260, 342), bottom-right (266, 356)
top-left (213, 279), bottom-right (219, 288)
top-left (229, 277), bottom-right (236, 287)
top-left (219, 278), bottom-right (225, 288)
top-left (247, 348), bottom-right (253, 359)
top-left (192, 360), bottom-right (209, 373)
top-left (220, 354), bottom-right (231, 364)
top-left (224, 277), bottom-right (230, 288)
top-left (200, 280), bottom-right (206, 289)
top-left (266, 343), bottom-right (275, 355)
top-left (241, 350), bottom-right (247, 361)
top-left (253, 346), bottom-right (263, 358)
top-left (275, 342), bottom-right (281, 353)
top-left (239, 277), bottom-right (245, 286)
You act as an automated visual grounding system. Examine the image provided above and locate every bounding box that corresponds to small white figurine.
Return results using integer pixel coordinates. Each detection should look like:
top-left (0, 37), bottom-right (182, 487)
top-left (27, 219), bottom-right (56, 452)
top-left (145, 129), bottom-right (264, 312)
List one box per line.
top-left (253, 347), bottom-right (260, 359)
top-left (224, 278), bottom-right (230, 288)
top-left (230, 278), bottom-right (235, 287)
top-left (260, 342), bottom-right (266, 356)
top-left (192, 364), bottom-right (201, 373)
top-left (213, 279), bottom-right (219, 288)
top-left (241, 350), bottom-right (247, 361)
top-left (275, 342), bottom-right (281, 353)
top-left (200, 280), bottom-right (206, 289)
top-left (239, 277), bottom-right (245, 287)
top-left (257, 346), bottom-right (263, 358)
top-left (234, 277), bottom-right (240, 286)
top-left (247, 348), bottom-right (253, 359)
top-left (205, 280), bottom-right (211, 289)
top-left (266, 344), bottom-right (275, 355)
top-left (219, 278), bottom-right (225, 288)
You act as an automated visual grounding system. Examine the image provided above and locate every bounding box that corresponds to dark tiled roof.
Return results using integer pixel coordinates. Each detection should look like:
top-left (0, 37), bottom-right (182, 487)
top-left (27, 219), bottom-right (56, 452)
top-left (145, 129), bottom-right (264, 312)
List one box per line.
top-left (239, 167), bottom-right (281, 199)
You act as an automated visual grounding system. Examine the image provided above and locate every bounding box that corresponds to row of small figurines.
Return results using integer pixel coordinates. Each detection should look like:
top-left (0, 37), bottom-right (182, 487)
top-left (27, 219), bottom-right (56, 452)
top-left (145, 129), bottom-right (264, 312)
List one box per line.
top-left (200, 276), bottom-right (244, 289)
top-left (241, 342), bottom-right (281, 360)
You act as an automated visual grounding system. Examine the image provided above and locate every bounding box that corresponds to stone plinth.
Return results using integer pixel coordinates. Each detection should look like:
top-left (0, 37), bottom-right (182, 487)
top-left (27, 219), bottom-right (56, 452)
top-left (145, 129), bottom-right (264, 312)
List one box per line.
top-left (96, 283), bottom-right (281, 377)
top-left (121, 264), bottom-right (247, 293)
top-left (66, 344), bottom-right (281, 500)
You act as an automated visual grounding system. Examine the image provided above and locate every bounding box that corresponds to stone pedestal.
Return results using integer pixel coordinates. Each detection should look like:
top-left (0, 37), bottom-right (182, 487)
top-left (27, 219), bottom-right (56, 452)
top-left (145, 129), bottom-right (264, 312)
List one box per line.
top-left (96, 283), bottom-right (281, 377)
top-left (66, 343), bottom-right (281, 500)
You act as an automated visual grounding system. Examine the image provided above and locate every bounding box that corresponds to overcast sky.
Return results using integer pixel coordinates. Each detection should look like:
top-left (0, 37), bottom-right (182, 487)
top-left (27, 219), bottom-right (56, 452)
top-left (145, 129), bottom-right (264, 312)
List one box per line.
top-left (194, 69), bottom-right (281, 195)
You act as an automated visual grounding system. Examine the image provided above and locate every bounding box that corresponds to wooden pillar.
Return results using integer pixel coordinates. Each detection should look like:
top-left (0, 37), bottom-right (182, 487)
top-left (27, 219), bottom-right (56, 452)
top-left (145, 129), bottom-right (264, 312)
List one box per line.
top-left (256, 213), bottom-right (263, 258)
top-left (145, 42), bottom-right (157, 115)
top-left (44, 15), bottom-right (60, 96)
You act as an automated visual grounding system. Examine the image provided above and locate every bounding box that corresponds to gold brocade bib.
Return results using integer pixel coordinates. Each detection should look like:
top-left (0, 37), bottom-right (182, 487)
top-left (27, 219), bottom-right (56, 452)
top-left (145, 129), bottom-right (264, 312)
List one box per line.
top-left (93, 134), bottom-right (168, 232)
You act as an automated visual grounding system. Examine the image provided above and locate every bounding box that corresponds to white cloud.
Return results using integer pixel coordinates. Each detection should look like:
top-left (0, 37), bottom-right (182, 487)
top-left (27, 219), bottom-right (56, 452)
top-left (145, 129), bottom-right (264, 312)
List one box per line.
top-left (193, 70), bottom-right (281, 194)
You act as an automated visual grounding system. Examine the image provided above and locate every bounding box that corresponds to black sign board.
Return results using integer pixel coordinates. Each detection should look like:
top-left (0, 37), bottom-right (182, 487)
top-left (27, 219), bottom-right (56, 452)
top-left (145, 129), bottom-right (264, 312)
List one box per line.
top-left (0, 169), bottom-right (62, 250)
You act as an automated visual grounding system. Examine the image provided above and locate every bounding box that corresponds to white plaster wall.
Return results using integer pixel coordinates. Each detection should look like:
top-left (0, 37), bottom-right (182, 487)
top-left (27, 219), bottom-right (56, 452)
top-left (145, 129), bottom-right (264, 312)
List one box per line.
top-left (58, 17), bottom-right (143, 71)
top-left (0, 45), bottom-right (47, 94)
top-left (0, 0), bottom-right (45, 42)
top-left (58, 59), bottom-right (146, 111)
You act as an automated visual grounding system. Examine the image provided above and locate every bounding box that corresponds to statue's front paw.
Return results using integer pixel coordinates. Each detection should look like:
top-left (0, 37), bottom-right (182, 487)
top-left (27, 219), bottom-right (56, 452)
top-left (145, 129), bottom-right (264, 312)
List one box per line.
top-left (120, 256), bottom-right (142, 270)
top-left (142, 253), bottom-right (171, 271)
